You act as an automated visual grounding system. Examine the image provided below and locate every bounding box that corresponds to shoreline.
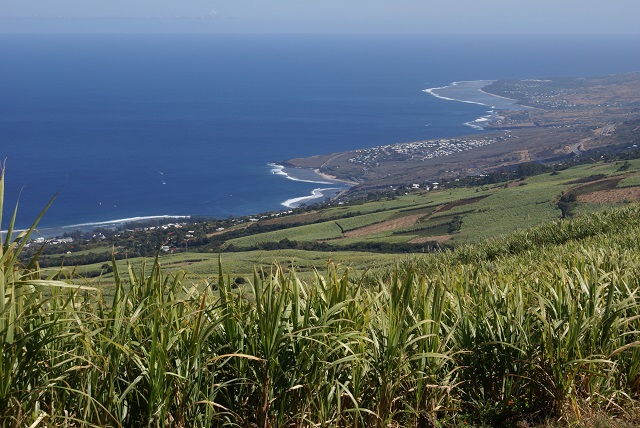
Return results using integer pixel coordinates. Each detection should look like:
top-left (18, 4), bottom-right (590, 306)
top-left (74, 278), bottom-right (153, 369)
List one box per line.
top-left (2, 215), bottom-right (194, 239)
top-left (10, 165), bottom-right (353, 238)
top-left (268, 162), bottom-right (335, 185)
top-left (424, 79), bottom-right (527, 130)
top-left (269, 163), bottom-right (353, 208)
top-left (57, 215), bottom-right (192, 229)
top-left (423, 80), bottom-right (497, 107)
top-left (312, 168), bottom-right (359, 186)
top-left (479, 87), bottom-right (543, 111)
top-left (281, 187), bottom-right (345, 208)
top-left (478, 87), bottom-right (520, 102)
top-left (277, 79), bottom-right (525, 197)
top-left (18, 80), bottom-right (526, 236)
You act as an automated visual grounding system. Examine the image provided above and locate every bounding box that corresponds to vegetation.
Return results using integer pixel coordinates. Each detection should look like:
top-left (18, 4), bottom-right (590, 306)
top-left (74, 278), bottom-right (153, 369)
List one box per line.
top-left (3, 165), bottom-right (640, 427)
top-left (24, 158), bottom-right (640, 279)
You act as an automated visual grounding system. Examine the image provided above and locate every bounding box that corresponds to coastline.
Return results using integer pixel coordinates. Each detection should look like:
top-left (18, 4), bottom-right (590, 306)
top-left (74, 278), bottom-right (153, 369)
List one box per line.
top-left (478, 87), bottom-right (520, 102)
top-left (269, 163), bottom-right (353, 208)
top-left (268, 162), bottom-right (335, 185)
top-left (281, 187), bottom-right (345, 208)
top-left (424, 80), bottom-right (527, 130)
top-left (1, 215), bottom-right (193, 239)
top-left (43, 216), bottom-right (191, 237)
top-left (23, 80), bottom-right (527, 235)
top-left (312, 168), bottom-right (359, 186)
top-left (423, 80), bottom-right (498, 107)
top-left (276, 79), bottom-right (526, 195)
top-left (9, 165), bottom-right (353, 238)
top-left (6, 33), bottom-right (640, 245)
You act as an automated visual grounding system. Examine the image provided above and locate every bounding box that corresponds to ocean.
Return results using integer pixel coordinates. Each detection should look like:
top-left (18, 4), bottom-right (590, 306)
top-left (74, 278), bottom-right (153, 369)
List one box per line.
top-left (1, 34), bottom-right (639, 231)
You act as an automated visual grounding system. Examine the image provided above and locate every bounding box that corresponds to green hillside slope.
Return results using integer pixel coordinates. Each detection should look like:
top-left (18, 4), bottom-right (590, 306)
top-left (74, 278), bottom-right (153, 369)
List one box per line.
top-left (37, 158), bottom-right (640, 288)
top-left (3, 157), bottom-right (640, 426)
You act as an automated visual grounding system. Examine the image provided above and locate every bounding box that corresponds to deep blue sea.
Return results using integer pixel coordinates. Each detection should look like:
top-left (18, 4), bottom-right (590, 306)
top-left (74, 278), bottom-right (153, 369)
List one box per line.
top-left (1, 34), bottom-right (640, 230)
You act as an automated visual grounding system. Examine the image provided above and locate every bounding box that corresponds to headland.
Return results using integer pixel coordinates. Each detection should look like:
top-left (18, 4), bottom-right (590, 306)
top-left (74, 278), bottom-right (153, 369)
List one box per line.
top-left (283, 72), bottom-right (640, 197)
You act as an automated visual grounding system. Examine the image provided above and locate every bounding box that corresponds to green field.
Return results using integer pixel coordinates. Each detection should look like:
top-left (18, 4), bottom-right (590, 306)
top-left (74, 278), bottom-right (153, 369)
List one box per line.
top-left (226, 161), bottom-right (640, 249)
top-left (617, 173), bottom-right (640, 188)
top-left (52, 158), bottom-right (640, 291)
top-left (5, 166), bottom-right (640, 426)
top-left (4, 72), bottom-right (640, 427)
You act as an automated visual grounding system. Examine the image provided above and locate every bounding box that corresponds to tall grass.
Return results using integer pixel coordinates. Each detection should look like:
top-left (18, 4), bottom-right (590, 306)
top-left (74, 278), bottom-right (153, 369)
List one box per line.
top-left (0, 167), bottom-right (99, 425)
top-left (2, 165), bottom-right (640, 426)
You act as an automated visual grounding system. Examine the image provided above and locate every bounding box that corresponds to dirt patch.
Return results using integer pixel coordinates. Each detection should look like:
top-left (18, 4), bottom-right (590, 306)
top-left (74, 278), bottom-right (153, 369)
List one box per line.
top-left (514, 150), bottom-right (531, 163)
top-left (409, 235), bottom-right (452, 244)
top-left (260, 211), bottom-right (322, 226)
top-left (341, 196), bottom-right (487, 239)
top-left (429, 209), bottom-right (476, 221)
top-left (565, 174), bottom-right (607, 185)
top-left (577, 186), bottom-right (640, 204)
top-left (436, 195), bottom-right (488, 213)
top-left (507, 180), bottom-right (525, 188)
top-left (343, 213), bottom-right (424, 238)
top-left (567, 177), bottom-right (624, 196)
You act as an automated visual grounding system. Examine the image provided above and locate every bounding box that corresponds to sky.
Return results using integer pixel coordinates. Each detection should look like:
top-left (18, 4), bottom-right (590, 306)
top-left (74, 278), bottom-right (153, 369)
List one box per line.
top-left (1, 0), bottom-right (639, 35)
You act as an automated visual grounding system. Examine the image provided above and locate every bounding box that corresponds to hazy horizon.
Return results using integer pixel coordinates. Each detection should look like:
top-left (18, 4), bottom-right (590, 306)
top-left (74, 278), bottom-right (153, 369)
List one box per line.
top-left (1, 0), bottom-right (639, 35)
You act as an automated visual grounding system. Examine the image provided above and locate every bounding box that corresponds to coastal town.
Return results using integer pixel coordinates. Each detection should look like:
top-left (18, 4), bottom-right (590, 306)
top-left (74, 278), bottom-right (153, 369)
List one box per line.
top-left (345, 135), bottom-right (510, 167)
top-left (283, 73), bottom-right (640, 194)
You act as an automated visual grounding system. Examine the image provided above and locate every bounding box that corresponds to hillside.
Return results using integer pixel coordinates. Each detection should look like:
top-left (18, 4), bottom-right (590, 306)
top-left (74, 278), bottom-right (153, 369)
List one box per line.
top-left (26, 157), bottom-right (640, 285)
top-left (4, 163), bottom-right (640, 426)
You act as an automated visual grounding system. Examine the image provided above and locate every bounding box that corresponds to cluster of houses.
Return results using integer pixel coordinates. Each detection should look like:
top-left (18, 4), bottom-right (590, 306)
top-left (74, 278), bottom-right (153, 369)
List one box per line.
top-left (29, 236), bottom-right (75, 246)
top-left (346, 135), bottom-right (507, 167)
top-left (26, 233), bottom-right (107, 248)
top-left (21, 207), bottom-right (310, 256)
top-left (411, 182), bottom-right (439, 190)
top-left (490, 79), bottom-right (621, 111)
top-left (119, 222), bottom-right (189, 235)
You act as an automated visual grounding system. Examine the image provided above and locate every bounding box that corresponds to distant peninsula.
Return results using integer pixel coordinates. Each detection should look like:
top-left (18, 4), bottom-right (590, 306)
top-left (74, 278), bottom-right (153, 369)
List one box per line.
top-left (283, 72), bottom-right (640, 196)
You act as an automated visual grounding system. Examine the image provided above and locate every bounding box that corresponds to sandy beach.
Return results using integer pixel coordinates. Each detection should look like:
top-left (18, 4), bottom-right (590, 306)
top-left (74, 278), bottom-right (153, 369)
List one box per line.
top-left (313, 169), bottom-right (359, 186)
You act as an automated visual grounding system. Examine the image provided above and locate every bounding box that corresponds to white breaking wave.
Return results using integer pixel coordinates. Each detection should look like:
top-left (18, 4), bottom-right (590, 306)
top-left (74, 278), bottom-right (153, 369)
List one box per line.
top-left (423, 87), bottom-right (493, 107)
top-left (423, 80), bottom-right (498, 107)
top-left (61, 215), bottom-right (191, 229)
top-left (268, 163), bottom-right (334, 185)
top-left (425, 80), bottom-right (524, 130)
top-left (1, 215), bottom-right (192, 238)
top-left (464, 115), bottom-right (492, 130)
top-left (281, 188), bottom-right (342, 208)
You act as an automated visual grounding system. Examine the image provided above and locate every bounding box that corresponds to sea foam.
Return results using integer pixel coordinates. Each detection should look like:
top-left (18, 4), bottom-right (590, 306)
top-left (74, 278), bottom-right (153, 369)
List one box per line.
top-left (424, 80), bottom-right (525, 130)
top-left (281, 188), bottom-right (343, 208)
top-left (62, 215), bottom-right (191, 228)
top-left (268, 163), bottom-right (334, 185)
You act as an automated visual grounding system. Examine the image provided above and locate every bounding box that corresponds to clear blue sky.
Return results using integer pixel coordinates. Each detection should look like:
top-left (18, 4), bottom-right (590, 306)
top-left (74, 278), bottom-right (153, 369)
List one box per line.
top-left (1, 0), bottom-right (639, 34)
